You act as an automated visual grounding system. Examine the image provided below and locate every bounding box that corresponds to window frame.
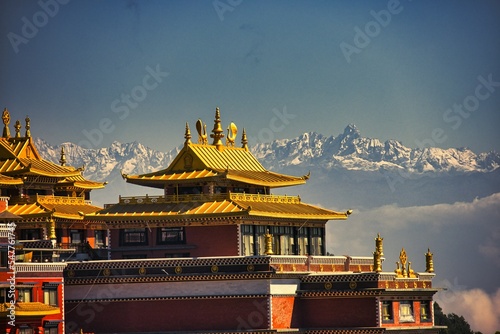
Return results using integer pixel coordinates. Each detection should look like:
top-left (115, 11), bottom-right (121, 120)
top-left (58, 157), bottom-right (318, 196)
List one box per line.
top-left (157, 227), bottom-right (185, 245)
top-left (120, 228), bottom-right (149, 246)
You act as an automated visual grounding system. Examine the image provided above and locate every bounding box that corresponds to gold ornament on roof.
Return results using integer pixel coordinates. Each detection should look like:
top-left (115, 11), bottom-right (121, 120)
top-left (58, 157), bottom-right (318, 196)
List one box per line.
top-left (210, 107), bottom-right (225, 149)
top-left (425, 248), bottom-right (434, 273)
top-left (25, 116), bottom-right (31, 137)
top-left (241, 128), bottom-right (249, 151)
top-left (184, 122), bottom-right (192, 146)
top-left (2, 108), bottom-right (10, 138)
top-left (226, 122), bottom-right (238, 147)
top-left (195, 119), bottom-right (208, 144)
top-left (60, 146), bottom-right (67, 166)
top-left (375, 233), bottom-right (384, 256)
top-left (14, 120), bottom-right (21, 138)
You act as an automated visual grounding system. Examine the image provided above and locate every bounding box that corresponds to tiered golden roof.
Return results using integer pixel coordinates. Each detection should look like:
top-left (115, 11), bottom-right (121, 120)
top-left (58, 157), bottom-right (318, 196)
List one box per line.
top-left (89, 193), bottom-right (348, 224)
top-left (95, 107), bottom-right (349, 225)
top-left (123, 108), bottom-right (308, 189)
top-left (0, 108), bottom-right (105, 223)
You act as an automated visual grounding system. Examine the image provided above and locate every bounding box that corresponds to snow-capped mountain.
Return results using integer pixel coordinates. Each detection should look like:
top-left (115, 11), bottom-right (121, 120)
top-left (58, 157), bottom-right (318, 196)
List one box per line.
top-left (252, 124), bottom-right (499, 174)
top-left (34, 125), bottom-right (500, 208)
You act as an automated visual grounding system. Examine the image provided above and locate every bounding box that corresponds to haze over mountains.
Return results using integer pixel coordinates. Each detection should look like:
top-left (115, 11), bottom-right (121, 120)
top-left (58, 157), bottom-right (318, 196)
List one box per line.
top-left (35, 124), bottom-right (500, 209)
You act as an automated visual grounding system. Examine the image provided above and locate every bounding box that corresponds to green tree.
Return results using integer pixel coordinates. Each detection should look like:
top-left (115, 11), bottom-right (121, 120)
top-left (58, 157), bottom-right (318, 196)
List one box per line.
top-left (433, 303), bottom-right (486, 334)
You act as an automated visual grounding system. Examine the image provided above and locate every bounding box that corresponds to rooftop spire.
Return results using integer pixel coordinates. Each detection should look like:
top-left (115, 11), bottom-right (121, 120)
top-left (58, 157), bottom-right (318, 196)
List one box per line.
top-left (14, 120), bottom-right (21, 138)
top-left (60, 146), bottom-right (67, 166)
top-left (184, 122), bottom-right (192, 146)
top-left (210, 107), bottom-right (224, 149)
top-left (25, 116), bottom-right (31, 138)
top-left (2, 108), bottom-right (10, 138)
top-left (241, 128), bottom-right (249, 151)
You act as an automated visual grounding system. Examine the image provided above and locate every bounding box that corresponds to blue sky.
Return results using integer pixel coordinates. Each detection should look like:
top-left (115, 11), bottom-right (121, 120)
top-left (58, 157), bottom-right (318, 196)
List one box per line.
top-left (1, 0), bottom-right (499, 153)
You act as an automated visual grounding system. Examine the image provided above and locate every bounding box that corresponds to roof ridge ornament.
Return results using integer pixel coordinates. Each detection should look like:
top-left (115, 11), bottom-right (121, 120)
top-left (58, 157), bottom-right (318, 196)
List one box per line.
top-left (14, 120), bottom-right (21, 138)
top-left (184, 122), bottom-right (192, 146)
top-left (241, 128), bottom-right (249, 151)
top-left (210, 107), bottom-right (225, 150)
top-left (195, 119), bottom-right (208, 145)
top-left (226, 122), bottom-right (237, 147)
top-left (25, 115), bottom-right (31, 138)
top-left (2, 108), bottom-right (10, 138)
top-left (60, 146), bottom-right (67, 166)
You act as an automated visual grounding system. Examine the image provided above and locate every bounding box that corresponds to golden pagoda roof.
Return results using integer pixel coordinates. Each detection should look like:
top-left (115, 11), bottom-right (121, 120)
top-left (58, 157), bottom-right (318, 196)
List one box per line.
top-left (0, 173), bottom-right (23, 186)
top-left (87, 193), bottom-right (348, 223)
top-left (8, 195), bottom-right (102, 221)
top-left (0, 109), bottom-right (106, 189)
top-left (0, 302), bottom-right (60, 317)
top-left (123, 108), bottom-right (308, 189)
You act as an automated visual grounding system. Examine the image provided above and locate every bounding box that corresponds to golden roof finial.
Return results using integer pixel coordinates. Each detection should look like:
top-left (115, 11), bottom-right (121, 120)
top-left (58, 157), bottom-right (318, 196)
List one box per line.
top-left (14, 120), bottom-right (21, 138)
top-left (425, 248), bottom-right (434, 273)
top-left (373, 250), bottom-right (382, 273)
top-left (2, 108), bottom-right (10, 138)
top-left (60, 146), bottom-right (67, 166)
top-left (184, 122), bottom-right (192, 146)
top-left (241, 128), bottom-right (249, 151)
top-left (375, 233), bottom-right (384, 257)
top-left (210, 107), bottom-right (225, 149)
top-left (25, 116), bottom-right (31, 138)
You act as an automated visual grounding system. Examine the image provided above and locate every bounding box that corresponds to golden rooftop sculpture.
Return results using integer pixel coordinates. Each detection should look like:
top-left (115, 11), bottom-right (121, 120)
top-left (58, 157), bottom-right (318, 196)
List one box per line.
top-left (2, 108), bottom-right (10, 138)
top-left (395, 247), bottom-right (417, 278)
top-left (226, 122), bottom-right (237, 147)
top-left (196, 119), bottom-right (208, 144)
top-left (373, 233), bottom-right (384, 273)
top-left (425, 248), bottom-right (434, 273)
top-left (14, 120), bottom-right (21, 138)
top-left (264, 229), bottom-right (274, 255)
top-left (60, 146), bottom-right (67, 166)
top-left (210, 107), bottom-right (225, 149)
top-left (25, 116), bottom-right (31, 137)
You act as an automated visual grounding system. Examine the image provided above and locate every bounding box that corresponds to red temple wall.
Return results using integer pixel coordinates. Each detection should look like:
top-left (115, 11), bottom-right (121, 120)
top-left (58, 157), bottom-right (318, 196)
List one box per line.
top-left (187, 225), bottom-right (239, 257)
top-left (271, 296), bottom-right (295, 329)
top-left (295, 297), bottom-right (377, 328)
top-left (65, 297), bottom-right (269, 333)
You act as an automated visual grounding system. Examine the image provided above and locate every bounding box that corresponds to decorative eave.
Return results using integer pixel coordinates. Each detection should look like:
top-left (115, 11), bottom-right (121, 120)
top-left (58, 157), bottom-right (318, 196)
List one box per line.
top-left (0, 173), bottom-right (23, 186)
top-left (86, 193), bottom-right (348, 224)
top-left (8, 195), bottom-right (102, 222)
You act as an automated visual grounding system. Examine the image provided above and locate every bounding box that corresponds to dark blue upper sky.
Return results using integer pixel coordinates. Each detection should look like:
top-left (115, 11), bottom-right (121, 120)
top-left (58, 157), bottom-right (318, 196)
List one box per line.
top-left (1, 0), bottom-right (499, 152)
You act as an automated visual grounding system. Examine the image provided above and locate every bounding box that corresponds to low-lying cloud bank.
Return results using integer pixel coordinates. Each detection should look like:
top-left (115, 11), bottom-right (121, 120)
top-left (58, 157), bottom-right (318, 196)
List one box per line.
top-left (326, 193), bottom-right (500, 332)
top-left (435, 286), bottom-right (500, 333)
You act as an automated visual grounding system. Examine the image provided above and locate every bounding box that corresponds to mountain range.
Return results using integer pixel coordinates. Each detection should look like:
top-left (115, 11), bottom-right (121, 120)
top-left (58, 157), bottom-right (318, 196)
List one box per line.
top-left (35, 124), bottom-right (500, 209)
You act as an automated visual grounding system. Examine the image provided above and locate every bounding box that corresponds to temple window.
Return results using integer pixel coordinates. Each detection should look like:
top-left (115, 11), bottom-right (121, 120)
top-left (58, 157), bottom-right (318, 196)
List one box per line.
top-left (296, 227), bottom-right (309, 255)
top-left (157, 227), bottom-right (185, 245)
top-left (241, 225), bottom-right (255, 255)
top-left (255, 226), bottom-right (267, 255)
top-left (18, 288), bottom-right (32, 302)
top-left (420, 301), bottom-right (432, 322)
top-left (270, 226), bottom-right (294, 255)
top-left (43, 284), bottom-right (58, 306)
top-left (381, 301), bottom-right (394, 322)
top-left (120, 228), bottom-right (149, 246)
top-left (310, 227), bottom-right (324, 255)
top-left (43, 325), bottom-right (58, 334)
top-left (95, 230), bottom-right (107, 248)
top-left (20, 229), bottom-right (41, 240)
top-left (19, 327), bottom-right (34, 334)
top-left (399, 301), bottom-right (415, 322)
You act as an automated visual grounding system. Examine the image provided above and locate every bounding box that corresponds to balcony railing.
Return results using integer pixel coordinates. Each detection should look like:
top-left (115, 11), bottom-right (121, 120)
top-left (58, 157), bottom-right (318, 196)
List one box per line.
top-left (117, 192), bottom-right (301, 205)
top-left (14, 262), bottom-right (67, 272)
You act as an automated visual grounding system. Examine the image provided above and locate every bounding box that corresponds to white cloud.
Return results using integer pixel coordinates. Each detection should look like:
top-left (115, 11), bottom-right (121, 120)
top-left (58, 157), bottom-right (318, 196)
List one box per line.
top-left (436, 287), bottom-right (500, 333)
top-left (326, 193), bottom-right (500, 299)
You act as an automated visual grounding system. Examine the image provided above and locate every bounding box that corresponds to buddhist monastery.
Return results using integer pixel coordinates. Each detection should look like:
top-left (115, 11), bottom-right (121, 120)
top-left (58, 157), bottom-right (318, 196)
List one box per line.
top-left (0, 106), bottom-right (444, 333)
